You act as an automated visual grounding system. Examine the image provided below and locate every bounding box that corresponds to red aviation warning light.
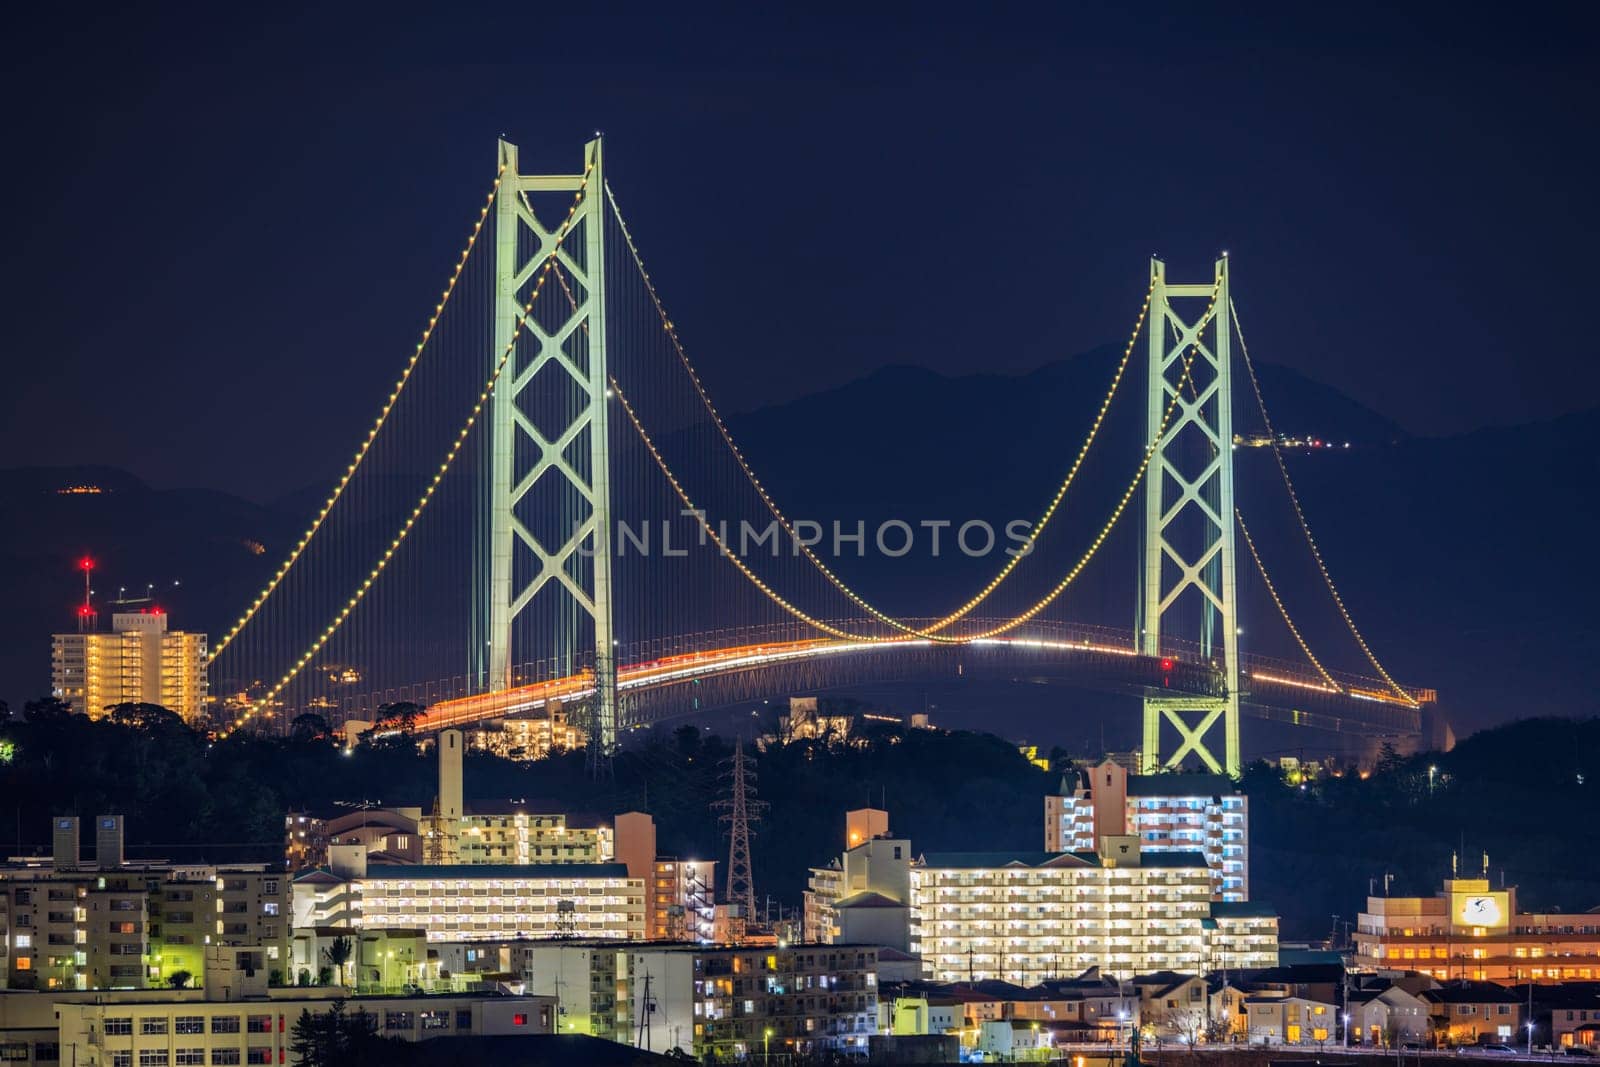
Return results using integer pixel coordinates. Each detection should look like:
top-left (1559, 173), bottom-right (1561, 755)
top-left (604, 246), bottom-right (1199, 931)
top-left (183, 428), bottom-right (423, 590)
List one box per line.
top-left (1160, 657), bottom-right (1174, 688)
top-left (76, 556), bottom-right (97, 632)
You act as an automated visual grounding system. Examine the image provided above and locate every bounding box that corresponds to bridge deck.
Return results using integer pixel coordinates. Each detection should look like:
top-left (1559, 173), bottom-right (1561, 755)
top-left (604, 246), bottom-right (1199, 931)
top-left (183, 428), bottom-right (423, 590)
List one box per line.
top-left (413, 621), bottom-right (1432, 739)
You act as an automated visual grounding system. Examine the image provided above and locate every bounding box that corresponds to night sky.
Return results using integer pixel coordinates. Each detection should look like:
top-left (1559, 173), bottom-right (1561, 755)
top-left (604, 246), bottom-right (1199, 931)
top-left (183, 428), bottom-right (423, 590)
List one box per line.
top-left (3, 6), bottom-right (1594, 502)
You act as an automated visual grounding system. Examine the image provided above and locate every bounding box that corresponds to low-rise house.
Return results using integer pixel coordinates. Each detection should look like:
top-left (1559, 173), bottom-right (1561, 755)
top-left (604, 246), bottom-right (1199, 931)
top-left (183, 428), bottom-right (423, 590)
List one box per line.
top-left (1421, 980), bottom-right (1525, 1045)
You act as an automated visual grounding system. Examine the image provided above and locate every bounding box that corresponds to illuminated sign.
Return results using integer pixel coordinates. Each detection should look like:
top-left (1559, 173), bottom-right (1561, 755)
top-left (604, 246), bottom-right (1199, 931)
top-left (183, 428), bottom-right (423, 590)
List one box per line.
top-left (1452, 891), bottom-right (1508, 928)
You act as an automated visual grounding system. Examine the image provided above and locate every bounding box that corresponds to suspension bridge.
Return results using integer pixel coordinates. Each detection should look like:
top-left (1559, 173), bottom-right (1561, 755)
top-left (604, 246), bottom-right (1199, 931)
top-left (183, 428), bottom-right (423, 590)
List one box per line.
top-left (205, 136), bottom-right (1439, 777)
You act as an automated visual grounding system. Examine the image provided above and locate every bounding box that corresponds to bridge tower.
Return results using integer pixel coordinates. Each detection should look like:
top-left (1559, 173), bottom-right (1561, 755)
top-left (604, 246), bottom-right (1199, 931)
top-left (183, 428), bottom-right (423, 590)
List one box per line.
top-left (1137, 256), bottom-right (1241, 776)
top-left (482, 137), bottom-right (617, 773)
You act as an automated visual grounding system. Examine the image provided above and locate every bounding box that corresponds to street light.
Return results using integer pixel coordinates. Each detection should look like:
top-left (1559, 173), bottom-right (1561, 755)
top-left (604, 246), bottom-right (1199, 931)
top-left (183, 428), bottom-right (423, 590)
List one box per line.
top-left (1343, 1012), bottom-right (1351, 1048)
top-left (764, 1027), bottom-right (773, 1063)
top-left (1527, 1020), bottom-right (1535, 1055)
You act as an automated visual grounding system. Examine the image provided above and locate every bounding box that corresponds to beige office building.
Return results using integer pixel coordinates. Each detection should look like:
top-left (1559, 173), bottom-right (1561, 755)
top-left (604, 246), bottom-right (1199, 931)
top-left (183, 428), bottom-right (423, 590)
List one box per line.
top-left (52, 611), bottom-right (208, 722)
top-left (1354, 876), bottom-right (1600, 982)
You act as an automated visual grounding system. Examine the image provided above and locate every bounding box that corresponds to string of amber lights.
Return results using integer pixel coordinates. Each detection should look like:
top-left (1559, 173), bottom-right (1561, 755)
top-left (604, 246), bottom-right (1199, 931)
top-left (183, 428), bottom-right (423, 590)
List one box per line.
top-left (1235, 507), bottom-right (1341, 691)
top-left (956, 293), bottom-right (1221, 641)
top-left (614, 313), bottom-right (1209, 647)
top-left (604, 180), bottom-right (1158, 637)
top-left (218, 165), bottom-right (593, 738)
top-left (608, 377), bottom-right (919, 645)
top-left (1231, 300), bottom-right (1417, 706)
top-left (209, 164), bottom-right (508, 664)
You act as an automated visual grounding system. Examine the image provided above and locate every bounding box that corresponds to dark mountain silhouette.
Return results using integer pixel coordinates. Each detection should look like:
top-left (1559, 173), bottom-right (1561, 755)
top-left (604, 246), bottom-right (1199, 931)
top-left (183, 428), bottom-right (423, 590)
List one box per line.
top-left (1, 354), bottom-right (1591, 741)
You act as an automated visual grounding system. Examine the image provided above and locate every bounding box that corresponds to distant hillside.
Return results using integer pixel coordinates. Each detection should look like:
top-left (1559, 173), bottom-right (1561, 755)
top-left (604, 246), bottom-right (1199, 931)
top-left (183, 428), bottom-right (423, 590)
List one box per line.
top-left (0, 466), bottom-right (299, 710)
top-left (719, 353), bottom-right (1598, 736)
top-left (1, 355), bottom-right (1593, 740)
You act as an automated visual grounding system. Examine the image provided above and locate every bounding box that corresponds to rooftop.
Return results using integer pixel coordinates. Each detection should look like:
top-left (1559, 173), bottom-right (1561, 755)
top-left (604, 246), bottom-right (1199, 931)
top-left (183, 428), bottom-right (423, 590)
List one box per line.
top-left (1210, 901), bottom-right (1279, 919)
top-left (915, 849), bottom-right (1210, 870)
top-left (294, 863), bottom-right (632, 883)
top-left (1126, 773), bottom-right (1237, 798)
top-left (836, 891), bottom-right (906, 909)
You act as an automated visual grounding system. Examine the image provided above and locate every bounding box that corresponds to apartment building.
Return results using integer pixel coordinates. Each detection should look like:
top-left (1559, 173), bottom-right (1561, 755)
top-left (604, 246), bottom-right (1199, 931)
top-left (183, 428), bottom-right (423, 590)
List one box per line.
top-left (459, 707), bottom-right (582, 760)
top-left (1045, 760), bottom-right (1249, 900)
top-left (291, 848), bottom-right (645, 943)
top-left (33, 945), bottom-right (555, 1067)
top-left (1420, 981), bottom-right (1526, 1044)
top-left (454, 808), bottom-right (613, 866)
top-left (516, 940), bottom-right (879, 1060)
top-left (51, 610), bottom-right (208, 723)
top-left (908, 840), bottom-right (1277, 984)
top-left (803, 809), bottom-right (912, 949)
top-left (1354, 876), bottom-right (1600, 982)
top-left (1, 818), bottom-right (288, 992)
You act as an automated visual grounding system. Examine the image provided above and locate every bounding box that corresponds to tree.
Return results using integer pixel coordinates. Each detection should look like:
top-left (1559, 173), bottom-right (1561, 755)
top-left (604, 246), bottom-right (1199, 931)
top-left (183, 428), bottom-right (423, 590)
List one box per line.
top-left (673, 724), bottom-right (701, 758)
top-left (166, 969), bottom-right (193, 989)
top-left (290, 713), bottom-right (332, 743)
top-left (322, 935), bottom-right (354, 987)
top-left (22, 697), bottom-right (74, 724)
top-left (107, 702), bottom-right (184, 732)
top-left (290, 1002), bottom-right (391, 1067)
top-left (372, 702), bottom-right (424, 735)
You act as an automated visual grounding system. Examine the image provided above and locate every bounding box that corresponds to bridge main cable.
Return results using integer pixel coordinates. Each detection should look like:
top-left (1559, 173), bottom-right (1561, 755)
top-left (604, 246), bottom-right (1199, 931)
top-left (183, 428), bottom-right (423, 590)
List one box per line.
top-left (217, 165), bottom-right (593, 738)
top-left (1230, 300), bottom-right (1417, 707)
top-left (1235, 506), bottom-right (1341, 692)
top-left (209, 165), bottom-right (508, 665)
top-left (605, 182), bottom-right (1160, 637)
top-left (608, 291), bottom-right (1214, 645)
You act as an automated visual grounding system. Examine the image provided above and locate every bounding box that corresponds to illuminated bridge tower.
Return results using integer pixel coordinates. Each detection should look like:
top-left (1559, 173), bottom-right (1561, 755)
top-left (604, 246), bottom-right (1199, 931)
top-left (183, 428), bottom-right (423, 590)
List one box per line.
top-left (1138, 256), bottom-right (1241, 776)
top-left (483, 137), bottom-right (617, 770)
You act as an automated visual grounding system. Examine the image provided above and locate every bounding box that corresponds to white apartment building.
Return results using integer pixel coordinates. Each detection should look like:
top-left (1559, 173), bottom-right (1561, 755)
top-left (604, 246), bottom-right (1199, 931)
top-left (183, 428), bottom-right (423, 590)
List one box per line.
top-left (52, 610), bottom-right (208, 722)
top-left (908, 839), bottom-right (1277, 985)
top-left (1045, 760), bottom-right (1249, 900)
top-left (292, 851), bottom-right (645, 943)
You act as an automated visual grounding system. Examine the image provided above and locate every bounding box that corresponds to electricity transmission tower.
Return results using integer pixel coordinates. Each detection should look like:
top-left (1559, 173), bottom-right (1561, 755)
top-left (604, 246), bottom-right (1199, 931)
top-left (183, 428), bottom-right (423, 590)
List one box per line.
top-left (712, 738), bottom-right (767, 919)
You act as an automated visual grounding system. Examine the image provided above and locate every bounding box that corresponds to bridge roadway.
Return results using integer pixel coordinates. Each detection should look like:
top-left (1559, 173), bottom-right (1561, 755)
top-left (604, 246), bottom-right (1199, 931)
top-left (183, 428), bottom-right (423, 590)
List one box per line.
top-left (414, 619), bottom-right (1435, 740)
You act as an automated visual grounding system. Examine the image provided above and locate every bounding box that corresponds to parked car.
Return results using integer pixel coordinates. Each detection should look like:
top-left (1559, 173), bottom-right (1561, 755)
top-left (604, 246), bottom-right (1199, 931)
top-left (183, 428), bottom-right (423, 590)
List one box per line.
top-left (1477, 1045), bottom-right (1517, 1054)
top-left (1563, 1048), bottom-right (1595, 1058)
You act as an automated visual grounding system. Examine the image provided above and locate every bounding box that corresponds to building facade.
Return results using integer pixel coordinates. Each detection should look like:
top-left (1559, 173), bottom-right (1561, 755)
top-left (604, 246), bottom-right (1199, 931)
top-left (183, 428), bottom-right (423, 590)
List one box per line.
top-left (460, 707), bottom-right (582, 760)
top-left (1354, 877), bottom-right (1600, 982)
top-left (41, 945), bottom-right (554, 1067)
top-left (1045, 760), bottom-right (1249, 901)
top-left (1, 818), bottom-right (288, 992)
top-left (51, 610), bottom-right (208, 722)
top-left (516, 940), bottom-right (880, 1060)
top-left (803, 809), bottom-right (911, 947)
top-left (291, 857), bottom-right (645, 943)
top-left (907, 841), bottom-right (1277, 985)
